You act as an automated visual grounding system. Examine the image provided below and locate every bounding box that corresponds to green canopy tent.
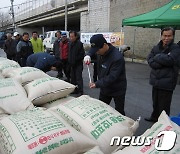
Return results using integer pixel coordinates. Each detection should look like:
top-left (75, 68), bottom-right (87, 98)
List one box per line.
top-left (121, 0), bottom-right (180, 60)
top-left (122, 0), bottom-right (180, 29)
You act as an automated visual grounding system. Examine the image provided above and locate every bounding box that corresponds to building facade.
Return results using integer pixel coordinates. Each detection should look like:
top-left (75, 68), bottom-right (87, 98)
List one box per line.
top-left (81, 0), bottom-right (180, 58)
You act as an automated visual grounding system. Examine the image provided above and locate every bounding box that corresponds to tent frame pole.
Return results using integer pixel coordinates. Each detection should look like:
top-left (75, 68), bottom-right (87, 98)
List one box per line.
top-left (120, 27), bottom-right (123, 46)
top-left (120, 26), bottom-right (124, 52)
top-left (132, 27), bottom-right (137, 62)
top-left (159, 29), bottom-right (161, 41)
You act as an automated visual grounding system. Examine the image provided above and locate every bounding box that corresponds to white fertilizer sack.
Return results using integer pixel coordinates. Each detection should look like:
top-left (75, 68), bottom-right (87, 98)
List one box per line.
top-left (0, 107), bottom-right (97, 154)
top-left (0, 78), bottom-right (32, 114)
top-left (114, 111), bottom-right (180, 154)
top-left (50, 95), bottom-right (139, 154)
top-left (4, 67), bottom-right (49, 86)
top-left (24, 77), bottom-right (76, 105)
top-left (40, 96), bottom-right (75, 109)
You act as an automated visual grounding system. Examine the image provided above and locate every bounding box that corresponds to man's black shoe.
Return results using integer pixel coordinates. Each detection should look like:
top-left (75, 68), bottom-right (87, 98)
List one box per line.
top-left (71, 91), bottom-right (79, 94)
top-left (64, 78), bottom-right (70, 83)
top-left (76, 92), bottom-right (83, 97)
top-left (71, 88), bottom-right (79, 94)
top-left (56, 73), bottom-right (63, 79)
top-left (144, 117), bottom-right (157, 122)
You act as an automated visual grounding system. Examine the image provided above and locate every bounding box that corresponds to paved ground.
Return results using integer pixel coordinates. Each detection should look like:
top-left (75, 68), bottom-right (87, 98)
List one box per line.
top-left (0, 48), bottom-right (6, 58)
top-left (1, 48), bottom-right (179, 136)
top-left (82, 62), bottom-right (180, 136)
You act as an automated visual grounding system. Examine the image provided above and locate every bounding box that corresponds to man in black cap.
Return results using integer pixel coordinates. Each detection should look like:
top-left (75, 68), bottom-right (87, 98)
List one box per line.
top-left (84, 34), bottom-right (127, 115)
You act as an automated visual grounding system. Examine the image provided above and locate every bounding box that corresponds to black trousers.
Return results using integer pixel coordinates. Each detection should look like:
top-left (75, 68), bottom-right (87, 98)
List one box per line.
top-left (7, 54), bottom-right (16, 61)
top-left (17, 57), bottom-right (27, 67)
top-left (70, 64), bottom-right (83, 93)
top-left (151, 87), bottom-right (173, 120)
top-left (61, 59), bottom-right (70, 80)
top-left (99, 92), bottom-right (125, 115)
top-left (93, 62), bottom-right (98, 82)
top-left (56, 58), bottom-right (63, 77)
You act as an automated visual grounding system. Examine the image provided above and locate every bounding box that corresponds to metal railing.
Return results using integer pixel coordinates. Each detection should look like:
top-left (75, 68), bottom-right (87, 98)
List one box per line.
top-left (14, 0), bottom-right (86, 22)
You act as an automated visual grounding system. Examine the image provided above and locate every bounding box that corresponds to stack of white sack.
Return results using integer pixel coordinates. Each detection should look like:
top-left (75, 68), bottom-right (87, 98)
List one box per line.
top-left (0, 107), bottom-right (98, 154)
top-left (0, 108), bottom-right (9, 120)
top-left (40, 96), bottom-right (75, 109)
top-left (0, 57), bottom-right (7, 60)
top-left (0, 59), bottom-right (20, 76)
top-left (4, 67), bottom-right (50, 86)
top-left (49, 95), bottom-right (140, 154)
top-left (113, 111), bottom-right (180, 154)
top-left (0, 78), bottom-right (33, 115)
top-left (84, 146), bottom-right (104, 154)
top-left (24, 77), bottom-right (76, 106)
top-left (0, 72), bottom-right (4, 79)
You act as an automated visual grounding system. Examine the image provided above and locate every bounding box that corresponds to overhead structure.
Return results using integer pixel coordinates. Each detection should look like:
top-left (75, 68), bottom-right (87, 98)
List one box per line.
top-left (122, 0), bottom-right (180, 29)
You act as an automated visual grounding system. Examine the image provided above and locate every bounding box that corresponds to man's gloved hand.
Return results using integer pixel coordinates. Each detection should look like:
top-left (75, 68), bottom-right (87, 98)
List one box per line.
top-left (84, 55), bottom-right (91, 65)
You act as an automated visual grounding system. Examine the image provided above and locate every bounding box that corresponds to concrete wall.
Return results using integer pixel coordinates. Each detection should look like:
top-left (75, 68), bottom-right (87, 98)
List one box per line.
top-left (81, 0), bottom-right (180, 58)
top-left (16, 26), bottom-right (63, 37)
top-left (81, 0), bottom-right (110, 32)
top-left (16, 27), bottom-right (43, 37)
top-left (110, 0), bottom-right (180, 58)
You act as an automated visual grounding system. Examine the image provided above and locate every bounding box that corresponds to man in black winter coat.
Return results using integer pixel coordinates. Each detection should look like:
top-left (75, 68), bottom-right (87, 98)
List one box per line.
top-left (68, 31), bottom-right (85, 95)
top-left (3, 33), bottom-right (17, 60)
top-left (16, 32), bottom-right (33, 66)
top-left (53, 30), bottom-right (63, 78)
top-left (177, 41), bottom-right (180, 47)
top-left (145, 27), bottom-right (180, 122)
top-left (84, 34), bottom-right (127, 115)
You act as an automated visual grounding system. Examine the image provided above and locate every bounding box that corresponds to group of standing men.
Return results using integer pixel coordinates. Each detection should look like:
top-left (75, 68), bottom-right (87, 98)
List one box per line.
top-left (3, 27), bottom-right (180, 121)
top-left (4, 30), bottom-right (85, 96)
top-left (4, 31), bottom-right (44, 67)
top-left (52, 30), bottom-right (85, 95)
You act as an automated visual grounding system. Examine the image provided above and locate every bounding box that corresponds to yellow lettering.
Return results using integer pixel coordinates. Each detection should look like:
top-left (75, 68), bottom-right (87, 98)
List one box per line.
top-left (172, 5), bottom-right (180, 10)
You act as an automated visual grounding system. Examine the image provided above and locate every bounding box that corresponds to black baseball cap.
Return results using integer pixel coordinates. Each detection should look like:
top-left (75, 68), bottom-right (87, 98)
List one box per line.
top-left (89, 34), bottom-right (107, 55)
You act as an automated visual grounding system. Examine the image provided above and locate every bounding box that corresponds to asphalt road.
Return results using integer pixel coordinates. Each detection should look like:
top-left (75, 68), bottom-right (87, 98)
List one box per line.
top-left (0, 48), bottom-right (179, 136)
top-left (0, 48), bottom-right (6, 58)
top-left (82, 61), bottom-right (180, 136)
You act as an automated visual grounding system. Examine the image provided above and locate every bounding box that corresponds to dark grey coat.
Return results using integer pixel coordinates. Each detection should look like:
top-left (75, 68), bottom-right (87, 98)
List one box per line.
top-left (88, 44), bottom-right (127, 96)
top-left (147, 41), bottom-right (180, 91)
top-left (53, 38), bottom-right (61, 59)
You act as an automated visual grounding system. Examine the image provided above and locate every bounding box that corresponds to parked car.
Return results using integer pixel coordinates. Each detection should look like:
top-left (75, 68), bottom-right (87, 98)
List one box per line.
top-left (43, 30), bottom-right (69, 52)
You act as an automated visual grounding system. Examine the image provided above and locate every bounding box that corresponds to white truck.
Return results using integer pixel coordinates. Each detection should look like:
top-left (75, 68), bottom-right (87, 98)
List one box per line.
top-left (43, 30), bottom-right (69, 52)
